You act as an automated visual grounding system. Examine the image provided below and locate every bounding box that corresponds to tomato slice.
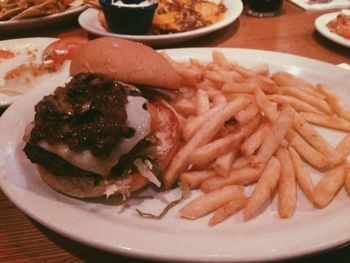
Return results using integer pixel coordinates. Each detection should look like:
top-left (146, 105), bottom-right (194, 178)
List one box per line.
top-left (0, 50), bottom-right (15, 59)
top-left (42, 37), bottom-right (88, 71)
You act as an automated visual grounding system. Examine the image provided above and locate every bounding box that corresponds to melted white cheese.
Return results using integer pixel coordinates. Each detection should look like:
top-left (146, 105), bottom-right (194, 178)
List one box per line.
top-left (38, 95), bottom-right (151, 177)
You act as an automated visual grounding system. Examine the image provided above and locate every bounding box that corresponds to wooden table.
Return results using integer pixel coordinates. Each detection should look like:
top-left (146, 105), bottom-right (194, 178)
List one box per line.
top-left (1, 2), bottom-right (350, 262)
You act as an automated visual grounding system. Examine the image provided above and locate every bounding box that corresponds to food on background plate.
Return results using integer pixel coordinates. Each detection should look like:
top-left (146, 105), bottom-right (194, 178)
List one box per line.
top-left (23, 37), bottom-right (180, 198)
top-left (152, 0), bottom-right (227, 33)
top-left (0, 0), bottom-right (83, 21)
top-left (91, 0), bottom-right (227, 34)
top-left (21, 37), bottom-right (350, 226)
top-left (0, 37), bottom-right (87, 97)
top-left (326, 9), bottom-right (350, 40)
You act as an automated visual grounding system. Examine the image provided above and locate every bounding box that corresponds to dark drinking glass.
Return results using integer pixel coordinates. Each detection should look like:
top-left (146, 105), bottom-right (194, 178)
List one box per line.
top-left (246, 0), bottom-right (283, 17)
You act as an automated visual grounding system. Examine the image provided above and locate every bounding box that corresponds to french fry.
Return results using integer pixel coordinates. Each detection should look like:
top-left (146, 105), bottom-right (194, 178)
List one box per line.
top-left (172, 62), bottom-right (203, 85)
top-left (243, 157), bottom-right (281, 221)
top-left (313, 162), bottom-right (349, 208)
top-left (234, 103), bottom-right (260, 124)
top-left (254, 87), bottom-right (278, 122)
top-left (288, 147), bottom-right (314, 203)
top-left (250, 63), bottom-right (269, 76)
top-left (271, 71), bottom-right (320, 93)
top-left (232, 156), bottom-right (250, 169)
top-left (189, 58), bottom-right (206, 70)
top-left (250, 75), bottom-right (281, 94)
top-left (299, 112), bottom-right (350, 132)
top-left (225, 93), bottom-right (254, 102)
top-left (214, 149), bottom-right (239, 177)
top-left (195, 89), bottom-right (210, 115)
top-left (182, 103), bottom-right (225, 141)
top-left (270, 73), bottom-right (326, 98)
top-left (172, 98), bottom-right (197, 117)
top-left (188, 133), bottom-right (242, 167)
top-left (336, 133), bottom-right (350, 158)
top-left (201, 164), bottom-right (265, 193)
top-left (345, 168), bottom-right (350, 196)
top-left (205, 88), bottom-right (223, 99)
top-left (280, 85), bottom-right (332, 114)
top-left (179, 185), bottom-right (245, 219)
top-left (268, 95), bottom-right (322, 114)
top-left (293, 112), bottom-right (344, 167)
top-left (217, 68), bottom-right (244, 82)
top-left (254, 106), bottom-right (294, 165)
top-left (180, 170), bottom-right (216, 189)
top-left (286, 130), bottom-right (328, 170)
top-left (212, 50), bottom-right (233, 70)
top-left (164, 97), bottom-right (251, 189)
top-left (275, 147), bottom-right (296, 218)
top-left (195, 79), bottom-right (218, 91)
top-left (209, 195), bottom-right (248, 226)
top-left (212, 94), bottom-right (227, 106)
top-left (205, 69), bottom-right (230, 83)
top-left (317, 83), bottom-right (350, 122)
top-left (233, 64), bottom-right (256, 78)
top-left (241, 122), bottom-right (270, 157)
top-left (189, 115), bottom-right (260, 166)
top-left (222, 81), bottom-right (255, 94)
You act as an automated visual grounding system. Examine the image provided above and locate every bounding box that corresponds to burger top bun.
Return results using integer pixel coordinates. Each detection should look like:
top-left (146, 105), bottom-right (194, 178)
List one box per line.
top-left (69, 37), bottom-right (179, 90)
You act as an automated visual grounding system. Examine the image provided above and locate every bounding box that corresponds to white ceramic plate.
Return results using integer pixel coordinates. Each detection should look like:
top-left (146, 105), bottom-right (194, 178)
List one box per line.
top-left (0, 37), bottom-right (70, 107)
top-left (0, 6), bottom-right (86, 31)
top-left (315, 11), bottom-right (350, 48)
top-left (1, 48), bottom-right (350, 262)
top-left (78, 0), bottom-right (243, 45)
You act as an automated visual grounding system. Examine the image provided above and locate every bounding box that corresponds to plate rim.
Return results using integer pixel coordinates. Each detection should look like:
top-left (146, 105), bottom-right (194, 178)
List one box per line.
top-left (315, 11), bottom-right (350, 48)
top-left (1, 47), bottom-right (350, 262)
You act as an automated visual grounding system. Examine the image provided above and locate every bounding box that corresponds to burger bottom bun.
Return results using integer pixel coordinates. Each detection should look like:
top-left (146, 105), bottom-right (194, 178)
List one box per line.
top-left (37, 165), bottom-right (149, 198)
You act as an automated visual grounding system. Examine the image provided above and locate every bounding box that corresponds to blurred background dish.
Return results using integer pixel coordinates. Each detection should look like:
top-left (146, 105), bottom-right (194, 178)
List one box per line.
top-left (78, 0), bottom-right (242, 45)
top-left (315, 10), bottom-right (350, 48)
top-left (0, 37), bottom-right (84, 107)
top-left (0, 4), bottom-right (86, 31)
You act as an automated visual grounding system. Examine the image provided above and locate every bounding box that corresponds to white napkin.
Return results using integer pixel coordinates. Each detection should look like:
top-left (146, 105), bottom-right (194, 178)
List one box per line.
top-left (289, 0), bottom-right (350, 11)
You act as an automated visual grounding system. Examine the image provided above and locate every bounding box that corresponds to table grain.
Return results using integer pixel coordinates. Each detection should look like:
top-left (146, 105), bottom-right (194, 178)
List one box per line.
top-left (1, 2), bottom-right (350, 262)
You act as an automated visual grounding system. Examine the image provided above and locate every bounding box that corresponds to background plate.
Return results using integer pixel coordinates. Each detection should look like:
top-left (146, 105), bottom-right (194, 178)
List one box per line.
top-left (0, 48), bottom-right (350, 262)
top-left (0, 37), bottom-right (70, 107)
top-left (315, 11), bottom-right (350, 48)
top-left (78, 0), bottom-right (242, 45)
top-left (0, 6), bottom-right (86, 31)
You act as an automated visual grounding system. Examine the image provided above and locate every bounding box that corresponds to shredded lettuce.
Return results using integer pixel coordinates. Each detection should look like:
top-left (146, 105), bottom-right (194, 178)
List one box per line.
top-left (136, 181), bottom-right (191, 219)
top-left (111, 138), bottom-right (161, 178)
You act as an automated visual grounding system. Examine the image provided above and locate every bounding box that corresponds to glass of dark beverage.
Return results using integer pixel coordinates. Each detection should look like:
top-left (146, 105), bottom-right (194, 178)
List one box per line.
top-left (246, 0), bottom-right (283, 17)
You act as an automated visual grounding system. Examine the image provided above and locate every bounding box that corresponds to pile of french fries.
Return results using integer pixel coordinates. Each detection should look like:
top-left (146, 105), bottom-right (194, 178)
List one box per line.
top-left (160, 50), bottom-right (350, 226)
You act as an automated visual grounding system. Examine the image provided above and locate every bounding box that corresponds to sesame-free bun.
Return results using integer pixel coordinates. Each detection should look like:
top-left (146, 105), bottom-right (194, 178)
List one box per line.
top-left (69, 37), bottom-right (179, 89)
top-left (37, 165), bottom-right (149, 198)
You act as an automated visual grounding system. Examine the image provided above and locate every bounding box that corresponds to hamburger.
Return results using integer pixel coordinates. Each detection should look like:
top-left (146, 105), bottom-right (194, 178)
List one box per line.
top-left (23, 37), bottom-right (180, 199)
